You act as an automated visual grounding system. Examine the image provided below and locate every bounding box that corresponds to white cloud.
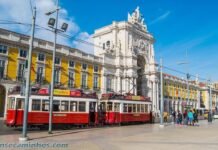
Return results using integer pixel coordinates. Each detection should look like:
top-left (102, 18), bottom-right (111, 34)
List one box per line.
top-left (73, 32), bottom-right (94, 54)
top-left (149, 11), bottom-right (171, 25)
top-left (0, 0), bottom-right (93, 53)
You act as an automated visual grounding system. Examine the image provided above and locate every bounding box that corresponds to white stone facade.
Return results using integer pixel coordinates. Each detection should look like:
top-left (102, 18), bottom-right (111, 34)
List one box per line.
top-left (93, 7), bottom-right (159, 112)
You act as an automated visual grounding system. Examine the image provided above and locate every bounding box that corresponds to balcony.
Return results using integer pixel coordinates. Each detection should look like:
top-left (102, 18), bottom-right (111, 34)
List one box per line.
top-left (93, 86), bottom-right (100, 91)
top-left (35, 76), bottom-right (45, 84)
top-left (106, 88), bottom-right (114, 92)
top-left (16, 76), bottom-right (25, 82)
top-left (81, 85), bottom-right (89, 90)
top-left (0, 75), bottom-right (8, 80)
top-left (68, 83), bottom-right (75, 88)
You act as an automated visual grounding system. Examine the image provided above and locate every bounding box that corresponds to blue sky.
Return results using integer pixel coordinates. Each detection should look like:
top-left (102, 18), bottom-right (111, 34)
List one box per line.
top-left (0, 0), bottom-right (218, 81)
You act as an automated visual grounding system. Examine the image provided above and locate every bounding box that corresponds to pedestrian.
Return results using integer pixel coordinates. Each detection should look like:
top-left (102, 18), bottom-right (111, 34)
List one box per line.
top-left (183, 110), bottom-right (188, 125)
top-left (172, 111), bottom-right (176, 123)
top-left (178, 111), bottom-right (183, 125)
top-left (193, 109), bottom-right (198, 123)
top-left (163, 112), bottom-right (168, 123)
top-left (188, 110), bottom-right (194, 126)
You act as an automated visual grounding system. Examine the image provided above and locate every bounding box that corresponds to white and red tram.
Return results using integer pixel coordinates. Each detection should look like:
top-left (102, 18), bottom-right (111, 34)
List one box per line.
top-left (5, 88), bottom-right (152, 128)
top-left (6, 89), bottom-right (98, 127)
top-left (100, 94), bottom-right (152, 124)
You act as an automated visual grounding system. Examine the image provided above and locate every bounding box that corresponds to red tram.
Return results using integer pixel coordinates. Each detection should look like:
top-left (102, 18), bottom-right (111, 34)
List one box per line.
top-left (6, 88), bottom-right (98, 128)
top-left (100, 94), bottom-right (152, 124)
top-left (5, 87), bottom-right (152, 128)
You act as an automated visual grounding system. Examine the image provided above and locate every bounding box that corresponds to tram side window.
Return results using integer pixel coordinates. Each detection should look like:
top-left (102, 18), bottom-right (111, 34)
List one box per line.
top-left (79, 102), bottom-right (86, 112)
top-left (145, 104), bottom-right (148, 113)
top-left (114, 103), bottom-right (120, 112)
top-left (42, 100), bottom-right (49, 111)
top-left (53, 100), bottom-right (60, 112)
top-left (133, 104), bottom-right (136, 113)
top-left (141, 104), bottom-right (145, 113)
top-left (32, 99), bottom-right (41, 111)
top-left (128, 104), bottom-right (132, 113)
top-left (123, 103), bottom-right (128, 112)
top-left (137, 104), bottom-right (141, 113)
top-left (70, 101), bottom-right (77, 112)
top-left (100, 102), bottom-right (106, 112)
top-left (61, 101), bottom-right (69, 112)
top-left (107, 102), bottom-right (113, 111)
top-left (8, 97), bottom-right (15, 109)
top-left (17, 98), bottom-right (24, 109)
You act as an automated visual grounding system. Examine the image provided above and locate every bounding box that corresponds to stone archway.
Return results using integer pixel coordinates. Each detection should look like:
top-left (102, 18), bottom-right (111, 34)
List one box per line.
top-left (0, 84), bottom-right (6, 117)
top-left (137, 55), bottom-right (146, 96)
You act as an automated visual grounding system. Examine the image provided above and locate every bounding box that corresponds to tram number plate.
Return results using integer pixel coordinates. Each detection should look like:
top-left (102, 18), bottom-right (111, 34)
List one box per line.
top-left (133, 114), bottom-right (140, 117)
top-left (53, 114), bottom-right (67, 117)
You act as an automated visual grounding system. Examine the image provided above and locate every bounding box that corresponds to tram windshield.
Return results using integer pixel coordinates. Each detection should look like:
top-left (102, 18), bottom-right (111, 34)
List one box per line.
top-left (7, 97), bottom-right (15, 109)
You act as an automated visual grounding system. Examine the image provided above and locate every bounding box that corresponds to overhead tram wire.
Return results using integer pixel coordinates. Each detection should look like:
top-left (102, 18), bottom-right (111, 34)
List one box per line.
top-left (162, 65), bottom-right (208, 82)
top-left (0, 19), bottom-right (210, 82)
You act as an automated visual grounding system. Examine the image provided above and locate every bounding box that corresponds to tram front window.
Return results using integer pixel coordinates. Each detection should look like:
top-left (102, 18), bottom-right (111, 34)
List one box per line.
top-left (107, 102), bottom-right (113, 112)
top-left (17, 98), bottom-right (24, 109)
top-left (8, 97), bottom-right (15, 109)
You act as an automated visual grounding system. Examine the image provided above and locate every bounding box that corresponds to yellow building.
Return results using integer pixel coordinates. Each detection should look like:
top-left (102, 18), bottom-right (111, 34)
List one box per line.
top-left (0, 28), bottom-right (102, 118)
top-left (163, 73), bottom-right (199, 113)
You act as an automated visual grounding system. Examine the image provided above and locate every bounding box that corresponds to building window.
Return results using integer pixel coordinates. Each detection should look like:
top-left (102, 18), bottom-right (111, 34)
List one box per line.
top-left (69, 60), bottom-right (74, 68)
top-left (17, 63), bottom-right (25, 81)
top-left (94, 65), bottom-right (98, 73)
top-left (93, 75), bottom-right (98, 89)
top-left (0, 60), bottom-right (5, 79)
top-left (38, 53), bottom-right (45, 62)
top-left (106, 77), bottom-right (112, 92)
top-left (0, 45), bottom-right (7, 54)
top-left (82, 63), bottom-right (87, 70)
top-left (19, 49), bottom-right (27, 58)
top-left (36, 66), bottom-right (44, 83)
top-left (55, 57), bottom-right (60, 65)
top-left (81, 73), bottom-right (87, 88)
top-left (54, 68), bottom-right (60, 84)
top-left (103, 43), bottom-right (105, 50)
top-left (68, 71), bottom-right (74, 87)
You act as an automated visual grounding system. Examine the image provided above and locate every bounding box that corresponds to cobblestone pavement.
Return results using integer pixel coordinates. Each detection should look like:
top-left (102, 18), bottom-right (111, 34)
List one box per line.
top-left (0, 118), bottom-right (218, 150)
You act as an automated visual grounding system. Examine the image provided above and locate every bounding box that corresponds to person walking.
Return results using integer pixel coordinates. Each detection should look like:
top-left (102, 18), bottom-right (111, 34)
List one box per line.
top-left (193, 109), bottom-right (198, 123)
top-left (183, 110), bottom-right (188, 125)
top-left (178, 111), bottom-right (183, 125)
top-left (188, 110), bottom-right (194, 126)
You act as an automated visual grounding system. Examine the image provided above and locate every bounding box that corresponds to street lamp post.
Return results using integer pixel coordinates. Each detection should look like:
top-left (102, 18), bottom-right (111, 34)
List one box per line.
top-left (47, 0), bottom-right (68, 134)
top-left (186, 73), bottom-right (191, 108)
top-left (208, 80), bottom-right (212, 122)
top-left (19, 7), bottom-right (36, 142)
top-left (159, 58), bottom-right (164, 128)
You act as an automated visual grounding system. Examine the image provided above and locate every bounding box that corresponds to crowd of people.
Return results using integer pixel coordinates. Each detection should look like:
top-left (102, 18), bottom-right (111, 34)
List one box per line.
top-left (163, 109), bottom-right (199, 126)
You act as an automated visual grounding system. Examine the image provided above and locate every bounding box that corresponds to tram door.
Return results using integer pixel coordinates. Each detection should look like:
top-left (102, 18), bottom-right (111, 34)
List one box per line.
top-left (89, 102), bottom-right (96, 124)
